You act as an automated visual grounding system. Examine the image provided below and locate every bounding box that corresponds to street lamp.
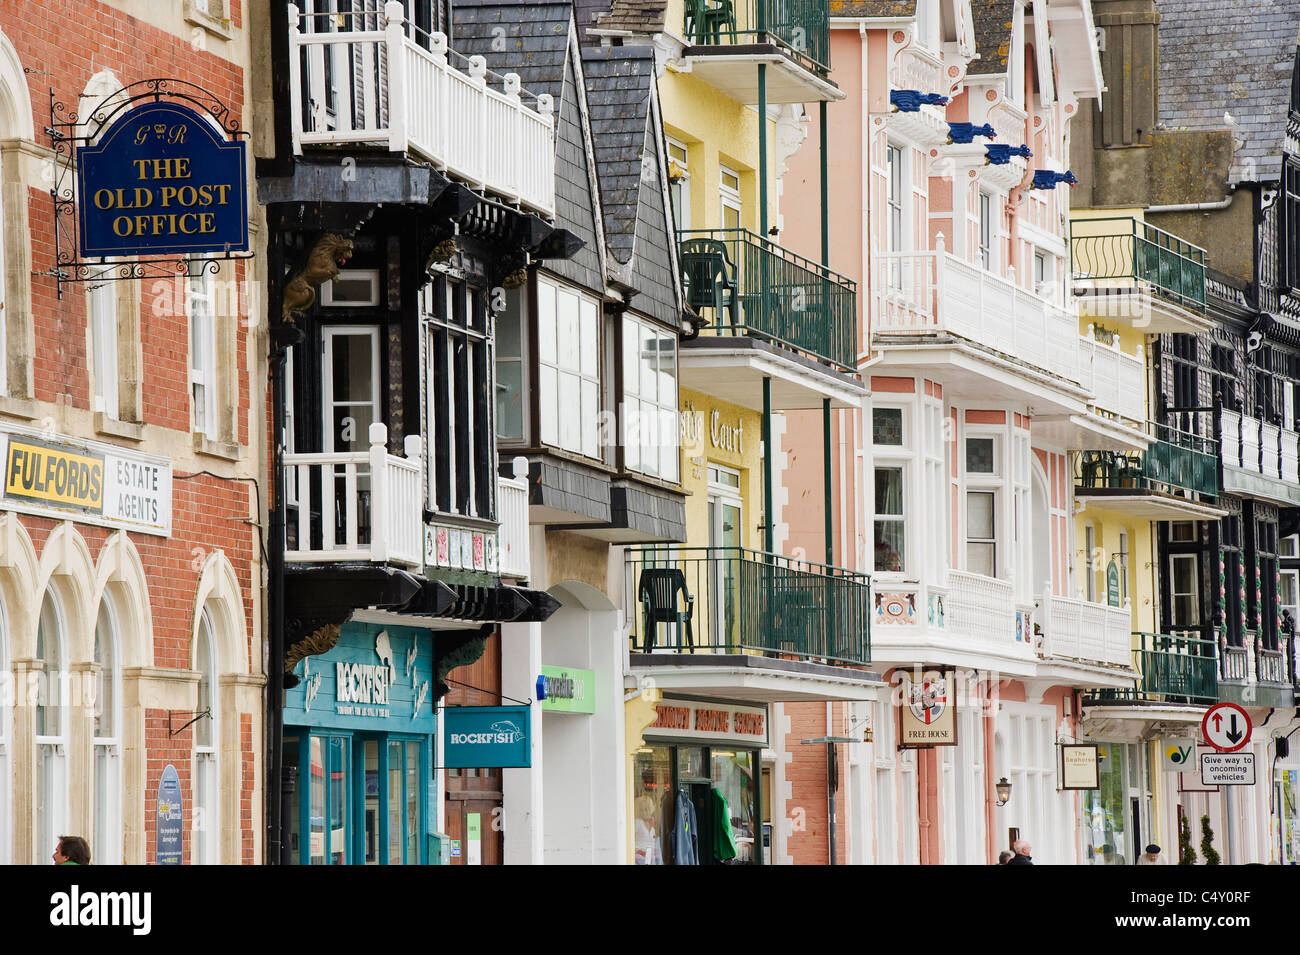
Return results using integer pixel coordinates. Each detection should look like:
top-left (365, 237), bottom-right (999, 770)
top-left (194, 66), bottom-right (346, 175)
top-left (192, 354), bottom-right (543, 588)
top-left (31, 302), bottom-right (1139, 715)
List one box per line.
top-left (995, 777), bottom-right (1012, 807)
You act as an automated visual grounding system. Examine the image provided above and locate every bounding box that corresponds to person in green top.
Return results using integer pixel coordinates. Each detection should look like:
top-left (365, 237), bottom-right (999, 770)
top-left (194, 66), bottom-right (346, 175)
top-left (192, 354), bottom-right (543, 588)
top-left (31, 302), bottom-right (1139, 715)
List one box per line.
top-left (710, 787), bottom-right (737, 862)
top-left (53, 835), bottom-right (91, 866)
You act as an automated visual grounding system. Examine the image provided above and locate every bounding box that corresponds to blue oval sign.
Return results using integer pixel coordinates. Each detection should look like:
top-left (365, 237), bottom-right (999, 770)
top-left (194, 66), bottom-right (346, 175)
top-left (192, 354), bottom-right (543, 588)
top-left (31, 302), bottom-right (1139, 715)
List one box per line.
top-left (76, 101), bottom-right (248, 258)
top-left (155, 763), bottom-right (183, 866)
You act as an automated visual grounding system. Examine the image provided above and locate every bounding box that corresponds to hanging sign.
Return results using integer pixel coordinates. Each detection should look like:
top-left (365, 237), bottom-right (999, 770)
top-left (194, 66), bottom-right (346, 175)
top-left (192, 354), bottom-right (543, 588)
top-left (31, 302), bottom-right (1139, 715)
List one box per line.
top-left (155, 764), bottom-right (183, 865)
top-left (77, 100), bottom-right (249, 258)
top-left (539, 665), bottom-right (595, 714)
top-left (443, 705), bottom-right (532, 768)
top-left (897, 669), bottom-right (957, 747)
top-left (1060, 744), bottom-right (1100, 790)
top-left (1162, 737), bottom-right (1197, 771)
top-left (1106, 560), bottom-right (1121, 607)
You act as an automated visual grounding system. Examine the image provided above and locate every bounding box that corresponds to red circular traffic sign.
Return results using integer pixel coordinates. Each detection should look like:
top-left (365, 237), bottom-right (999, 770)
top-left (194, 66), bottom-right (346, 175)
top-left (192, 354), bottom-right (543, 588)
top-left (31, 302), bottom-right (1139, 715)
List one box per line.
top-left (1202, 701), bottom-right (1252, 753)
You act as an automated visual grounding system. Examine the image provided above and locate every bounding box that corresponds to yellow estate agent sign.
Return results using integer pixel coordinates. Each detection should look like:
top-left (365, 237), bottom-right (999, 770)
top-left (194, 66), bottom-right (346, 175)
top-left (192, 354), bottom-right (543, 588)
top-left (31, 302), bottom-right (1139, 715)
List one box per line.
top-left (0, 429), bottom-right (172, 536)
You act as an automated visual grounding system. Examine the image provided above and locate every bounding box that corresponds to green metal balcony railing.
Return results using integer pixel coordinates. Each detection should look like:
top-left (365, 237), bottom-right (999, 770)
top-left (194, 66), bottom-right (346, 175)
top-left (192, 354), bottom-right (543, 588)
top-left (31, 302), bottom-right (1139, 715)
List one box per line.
top-left (626, 545), bottom-right (871, 666)
top-left (1094, 631), bottom-right (1218, 705)
top-left (682, 0), bottom-right (830, 76)
top-left (1075, 421), bottom-right (1219, 499)
top-left (679, 228), bottom-right (857, 372)
top-left (1069, 216), bottom-right (1207, 313)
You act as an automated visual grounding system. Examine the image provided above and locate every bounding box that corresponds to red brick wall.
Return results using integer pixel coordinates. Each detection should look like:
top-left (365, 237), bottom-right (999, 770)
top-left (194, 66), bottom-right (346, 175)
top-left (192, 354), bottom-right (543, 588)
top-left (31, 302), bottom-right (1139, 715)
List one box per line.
top-left (2, 1), bottom-right (258, 863)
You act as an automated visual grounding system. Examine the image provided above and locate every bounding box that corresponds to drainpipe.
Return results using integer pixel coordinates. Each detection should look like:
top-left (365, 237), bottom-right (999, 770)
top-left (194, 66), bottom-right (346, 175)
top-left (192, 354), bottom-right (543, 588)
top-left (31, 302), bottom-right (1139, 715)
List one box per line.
top-left (1145, 192), bottom-right (1236, 214)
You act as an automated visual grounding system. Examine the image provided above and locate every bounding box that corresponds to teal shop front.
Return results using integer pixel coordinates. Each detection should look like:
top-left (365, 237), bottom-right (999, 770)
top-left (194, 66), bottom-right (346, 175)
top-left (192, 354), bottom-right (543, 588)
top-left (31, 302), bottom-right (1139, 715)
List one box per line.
top-left (283, 622), bottom-right (437, 865)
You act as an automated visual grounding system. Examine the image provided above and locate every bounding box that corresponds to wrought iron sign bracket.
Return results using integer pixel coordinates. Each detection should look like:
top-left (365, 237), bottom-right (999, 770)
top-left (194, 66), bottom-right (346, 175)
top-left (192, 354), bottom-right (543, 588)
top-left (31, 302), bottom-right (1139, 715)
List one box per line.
top-left (43, 78), bottom-right (255, 298)
top-left (168, 707), bottom-right (212, 737)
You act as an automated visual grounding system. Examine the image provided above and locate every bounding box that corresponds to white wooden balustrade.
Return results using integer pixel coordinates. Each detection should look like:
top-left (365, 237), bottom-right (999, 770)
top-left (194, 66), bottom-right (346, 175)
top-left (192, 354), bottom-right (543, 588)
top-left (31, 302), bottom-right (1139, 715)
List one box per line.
top-left (946, 571), bottom-right (1017, 645)
top-left (284, 422), bottom-right (424, 567)
top-left (497, 456), bottom-right (531, 580)
top-left (1079, 331), bottom-right (1145, 423)
top-left (287, 1), bottom-right (555, 216)
top-left (1036, 592), bottom-right (1133, 669)
top-left (876, 238), bottom-right (1081, 386)
top-left (1219, 409), bottom-right (1300, 483)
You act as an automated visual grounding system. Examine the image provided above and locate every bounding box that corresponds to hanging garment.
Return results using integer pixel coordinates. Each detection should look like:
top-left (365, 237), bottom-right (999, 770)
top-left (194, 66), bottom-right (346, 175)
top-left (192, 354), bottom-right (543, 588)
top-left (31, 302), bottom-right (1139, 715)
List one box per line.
top-left (710, 787), bottom-right (738, 862)
top-left (671, 790), bottom-right (699, 865)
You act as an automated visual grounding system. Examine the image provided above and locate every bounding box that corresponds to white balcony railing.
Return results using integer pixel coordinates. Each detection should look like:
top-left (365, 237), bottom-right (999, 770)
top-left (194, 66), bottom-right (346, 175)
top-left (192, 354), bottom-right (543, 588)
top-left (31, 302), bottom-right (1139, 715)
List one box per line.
top-left (947, 571), bottom-right (1018, 646)
top-left (284, 423), bottom-right (424, 567)
top-left (1079, 333), bottom-right (1145, 423)
top-left (1036, 592), bottom-right (1133, 669)
top-left (497, 456), bottom-right (531, 580)
top-left (876, 238), bottom-right (1081, 386)
top-left (287, 1), bottom-right (556, 216)
top-left (1220, 409), bottom-right (1300, 484)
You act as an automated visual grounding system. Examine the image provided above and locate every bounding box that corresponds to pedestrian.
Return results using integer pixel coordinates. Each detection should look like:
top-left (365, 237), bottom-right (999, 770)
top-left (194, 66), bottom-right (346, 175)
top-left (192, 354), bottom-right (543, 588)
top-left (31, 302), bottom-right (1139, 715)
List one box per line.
top-left (1137, 843), bottom-right (1167, 865)
top-left (997, 850), bottom-right (1014, 864)
top-left (1007, 838), bottom-right (1033, 865)
top-left (53, 835), bottom-right (90, 866)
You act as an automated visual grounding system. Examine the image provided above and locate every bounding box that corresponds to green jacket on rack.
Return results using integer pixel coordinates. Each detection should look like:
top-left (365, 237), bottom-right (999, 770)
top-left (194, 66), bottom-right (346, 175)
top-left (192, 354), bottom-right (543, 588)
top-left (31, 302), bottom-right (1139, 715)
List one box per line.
top-left (711, 787), bottom-right (737, 861)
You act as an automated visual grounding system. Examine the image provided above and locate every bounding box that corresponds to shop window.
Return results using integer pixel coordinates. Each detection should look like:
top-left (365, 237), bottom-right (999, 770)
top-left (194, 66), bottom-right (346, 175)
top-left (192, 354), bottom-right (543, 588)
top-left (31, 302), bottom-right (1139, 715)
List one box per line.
top-left (536, 275), bottom-right (600, 460)
top-left (632, 745), bottom-right (672, 865)
top-left (424, 275), bottom-right (494, 518)
top-left (622, 313), bottom-right (680, 482)
top-left (93, 599), bottom-right (122, 866)
top-left (35, 591), bottom-right (68, 864)
top-left (874, 466), bottom-right (905, 573)
top-left (193, 608), bottom-right (219, 865)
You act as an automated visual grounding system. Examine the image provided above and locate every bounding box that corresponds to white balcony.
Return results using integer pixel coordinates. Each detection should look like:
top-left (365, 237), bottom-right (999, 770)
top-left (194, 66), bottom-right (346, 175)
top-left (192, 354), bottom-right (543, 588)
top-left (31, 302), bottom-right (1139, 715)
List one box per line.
top-left (284, 423), bottom-right (424, 567)
top-left (946, 571), bottom-right (1020, 648)
top-left (1219, 409), bottom-right (1300, 505)
top-left (875, 240), bottom-right (1146, 446)
top-left (497, 457), bottom-right (531, 581)
top-left (287, 1), bottom-right (556, 216)
top-left (886, 44), bottom-right (949, 147)
top-left (1035, 592), bottom-right (1134, 670)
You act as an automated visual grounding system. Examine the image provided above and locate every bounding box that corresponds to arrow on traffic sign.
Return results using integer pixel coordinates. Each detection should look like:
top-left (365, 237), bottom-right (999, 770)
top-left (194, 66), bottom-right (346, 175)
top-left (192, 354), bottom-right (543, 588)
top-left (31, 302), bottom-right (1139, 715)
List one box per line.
top-left (1226, 714), bottom-right (1243, 744)
top-left (1213, 713), bottom-right (1223, 733)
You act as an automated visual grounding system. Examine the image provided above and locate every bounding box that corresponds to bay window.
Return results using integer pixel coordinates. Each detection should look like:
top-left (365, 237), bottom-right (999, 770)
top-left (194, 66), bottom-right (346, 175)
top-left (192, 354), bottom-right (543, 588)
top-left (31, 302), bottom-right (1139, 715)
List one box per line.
top-left (875, 466), bottom-right (905, 573)
top-left (536, 275), bottom-right (600, 459)
top-left (622, 313), bottom-right (679, 482)
top-left (964, 434), bottom-right (999, 578)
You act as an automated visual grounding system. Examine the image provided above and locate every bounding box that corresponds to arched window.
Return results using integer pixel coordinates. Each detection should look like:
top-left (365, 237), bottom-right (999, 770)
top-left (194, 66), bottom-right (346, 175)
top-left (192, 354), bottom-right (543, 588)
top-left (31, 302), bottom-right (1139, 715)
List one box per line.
top-left (35, 591), bottom-right (68, 863)
top-left (93, 598), bottom-right (122, 865)
top-left (193, 607), bottom-right (219, 864)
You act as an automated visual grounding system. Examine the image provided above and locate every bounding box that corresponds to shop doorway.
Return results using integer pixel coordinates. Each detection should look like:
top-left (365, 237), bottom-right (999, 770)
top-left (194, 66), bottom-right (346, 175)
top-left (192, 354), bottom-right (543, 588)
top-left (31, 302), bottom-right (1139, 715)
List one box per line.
top-left (444, 770), bottom-right (503, 865)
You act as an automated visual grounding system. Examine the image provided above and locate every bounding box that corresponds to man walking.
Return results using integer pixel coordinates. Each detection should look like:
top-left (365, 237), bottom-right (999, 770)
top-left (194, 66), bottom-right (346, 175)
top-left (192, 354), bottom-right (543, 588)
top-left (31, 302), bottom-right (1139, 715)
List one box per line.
top-left (1007, 839), bottom-right (1033, 865)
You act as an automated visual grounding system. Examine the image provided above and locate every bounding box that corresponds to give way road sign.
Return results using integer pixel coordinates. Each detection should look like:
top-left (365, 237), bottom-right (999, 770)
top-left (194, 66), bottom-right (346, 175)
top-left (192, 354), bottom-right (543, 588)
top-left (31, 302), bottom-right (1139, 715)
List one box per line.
top-left (1202, 701), bottom-right (1252, 753)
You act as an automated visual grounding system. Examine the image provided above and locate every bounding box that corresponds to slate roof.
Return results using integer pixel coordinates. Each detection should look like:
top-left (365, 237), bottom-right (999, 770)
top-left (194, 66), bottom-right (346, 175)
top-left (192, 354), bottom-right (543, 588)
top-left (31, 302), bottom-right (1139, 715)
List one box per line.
top-left (581, 45), bottom-right (656, 266)
top-left (451, 0), bottom-right (573, 100)
top-left (967, 0), bottom-right (1013, 76)
top-left (826, 1), bottom-right (916, 16)
top-left (574, 0), bottom-right (615, 42)
top-left (1154, 0), bottom-right (1300, 184)
top-left (592, 0), bottom-right (666, 34)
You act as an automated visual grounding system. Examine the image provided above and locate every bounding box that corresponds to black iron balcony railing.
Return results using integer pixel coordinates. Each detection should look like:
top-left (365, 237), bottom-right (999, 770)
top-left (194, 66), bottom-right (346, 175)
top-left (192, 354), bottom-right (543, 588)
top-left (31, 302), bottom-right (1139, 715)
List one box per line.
top-left (1069, 216), bottom-right (1207, 313)
top-left (683, 0), bottom-right (830, 76)
top-left (1075, 421), bottom-right (1219, 498)
top-left (679, 228), bottom-right (857, 372)
top-left (626, 545), bottom-right (870, 666)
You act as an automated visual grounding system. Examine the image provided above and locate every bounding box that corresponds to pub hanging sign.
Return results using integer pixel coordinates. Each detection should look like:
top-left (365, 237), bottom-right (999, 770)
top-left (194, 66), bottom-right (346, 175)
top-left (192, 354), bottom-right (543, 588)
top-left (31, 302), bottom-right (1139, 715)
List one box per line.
top-left (76, 100), bottom-right (248, 258)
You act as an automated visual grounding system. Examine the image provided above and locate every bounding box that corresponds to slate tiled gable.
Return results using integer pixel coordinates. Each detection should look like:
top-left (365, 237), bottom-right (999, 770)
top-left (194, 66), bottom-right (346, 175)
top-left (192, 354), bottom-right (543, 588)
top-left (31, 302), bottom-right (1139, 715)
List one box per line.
top-left (1154, 0), bottom-right (1300, 183)
top-left (967, 0), bottom-right (1014, 76)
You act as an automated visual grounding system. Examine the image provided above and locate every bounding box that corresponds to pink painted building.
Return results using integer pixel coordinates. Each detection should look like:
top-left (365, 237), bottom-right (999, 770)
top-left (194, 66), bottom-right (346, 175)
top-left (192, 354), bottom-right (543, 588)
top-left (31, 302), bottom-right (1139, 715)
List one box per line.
top-left (781, 0), bottom-right (1138, 864)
